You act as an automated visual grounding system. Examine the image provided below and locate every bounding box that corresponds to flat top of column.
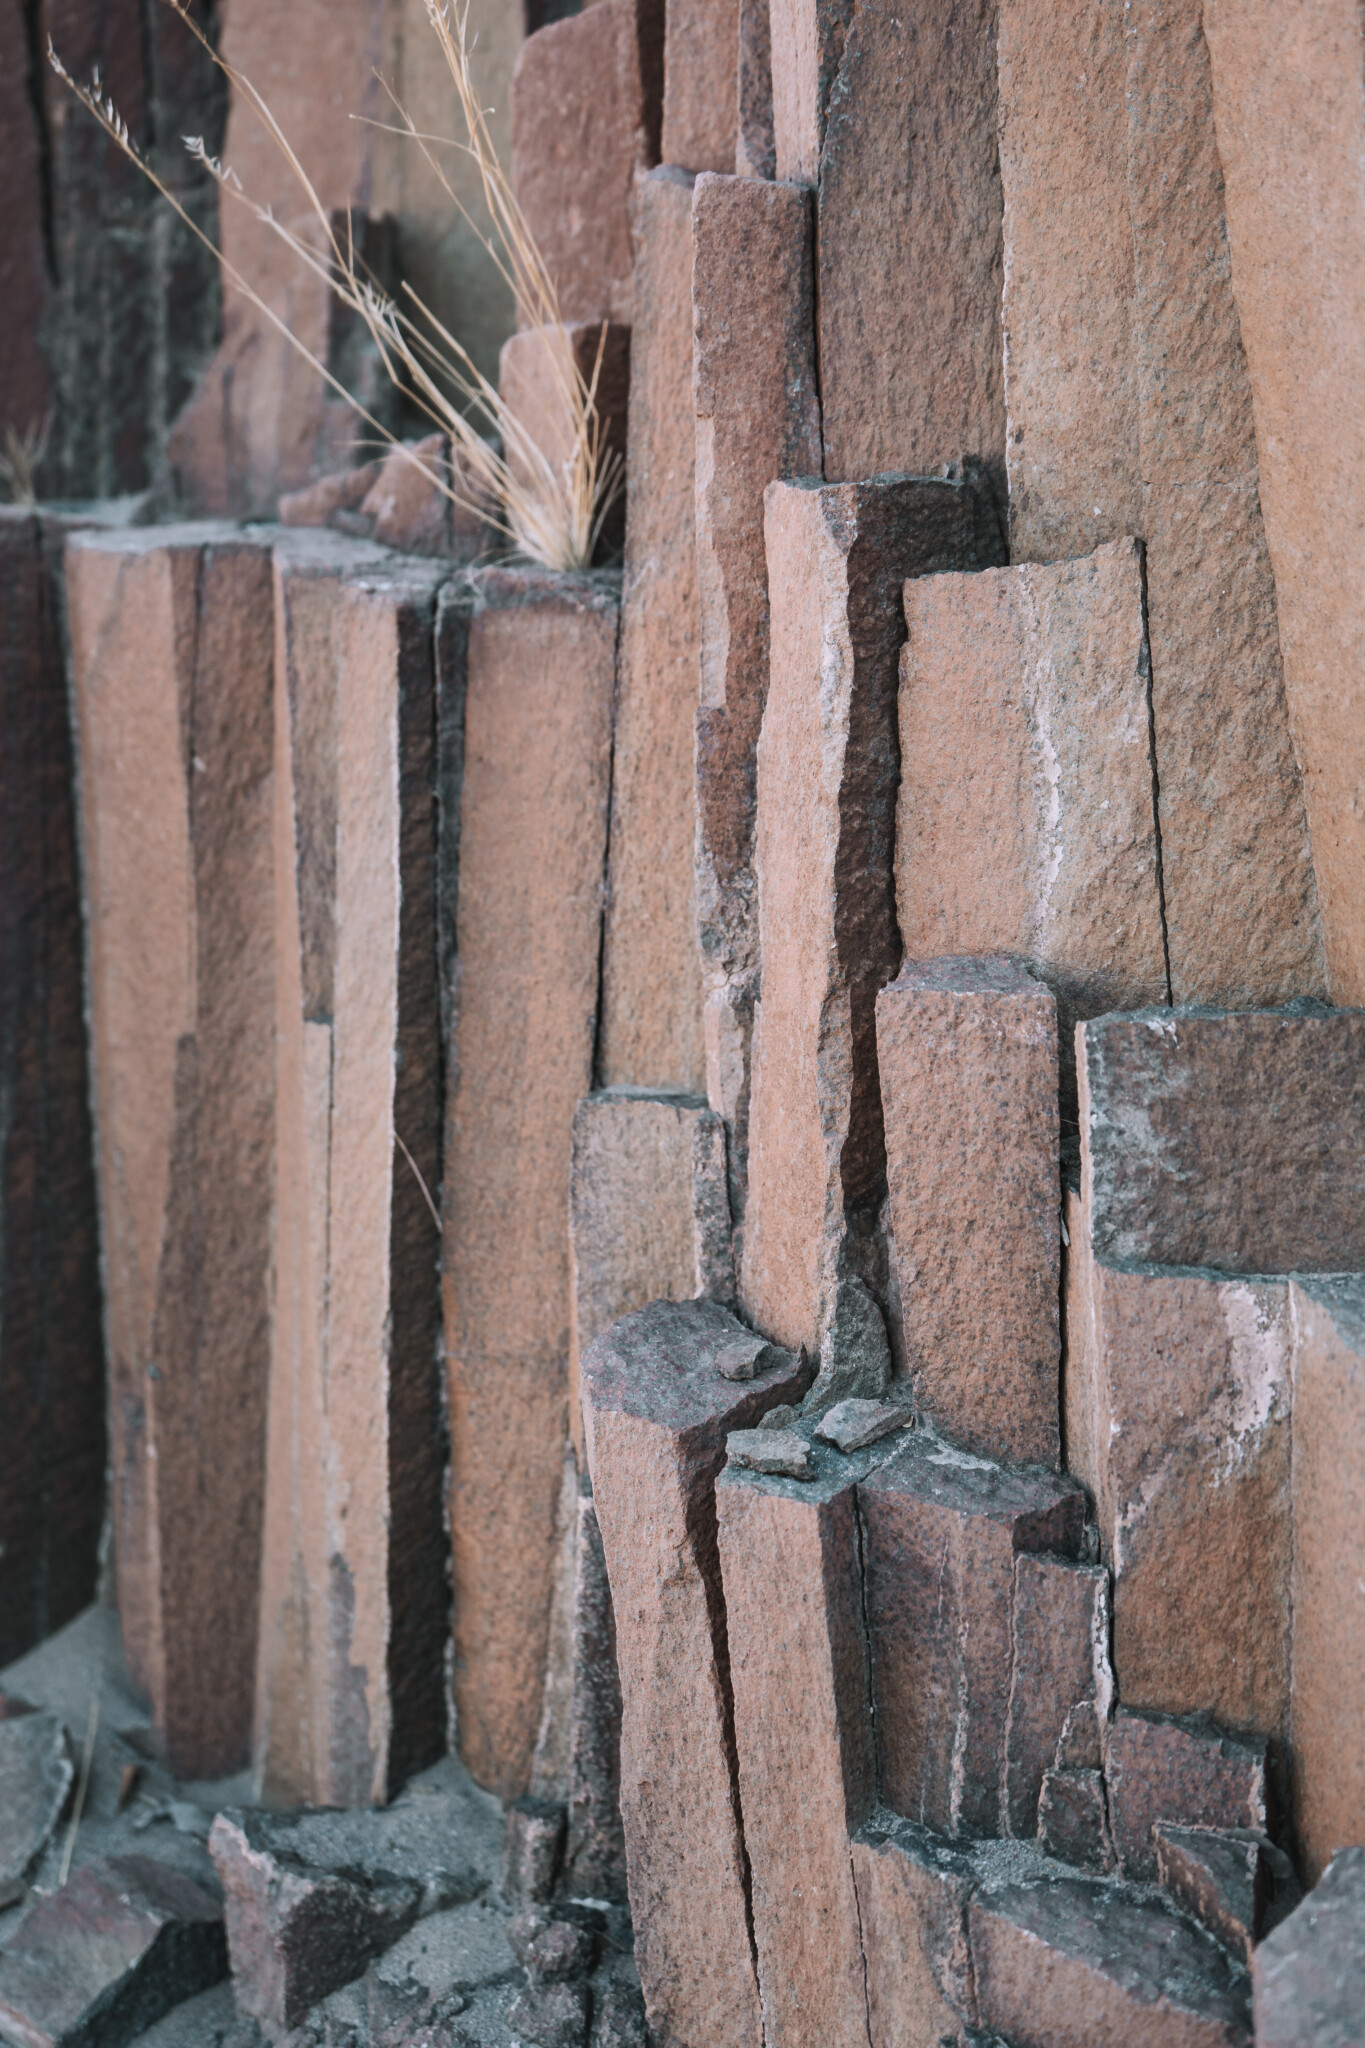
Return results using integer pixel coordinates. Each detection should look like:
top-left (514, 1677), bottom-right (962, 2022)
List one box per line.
top-left (861, 1428), bottom-right (1084, 1528)
top-left (447, 563), bottom-right (623, 618)
top-left (66, 520), bottom-right (264, 557)
top-left (886, 953), bottom-right (1050, 999)
top-left (580, 1298), bottom-right (805, 1435)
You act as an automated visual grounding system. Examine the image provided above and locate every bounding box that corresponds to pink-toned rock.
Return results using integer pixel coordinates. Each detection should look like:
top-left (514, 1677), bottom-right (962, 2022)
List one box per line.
top-left (740, 475), bottom-right (982, 1367)
top-left (767, 0), bottom-right (854, 182)
top-left (1037, 1769), bottom-right (1114, 1873)
top-left (690, 171), bottom-right (820, 1199)
top-left (66, 525), bottom-right (274, 1781)
top-left (511, 0), bottom-right (664, 327)
top-left (850, 1816), bottom-right (977, 2048)
top-left (580, 1298), bottom-right (810, 2048)
top-left (816, 0), bottom-right (1005, 494)
top-left (875, 955), bottom-right (1061, 1466)
top-left (735, 0), bottom-right (776, 177)
top-left (1286, 1276), bottom-right (1365, 1883)
top-left (600, 169), bottom-right (707, 1094)
top-left (499, 322), bottom-right (632, 560)
top-left (355, 436), bottom-right (457, 557)
top-left (278, 461), bottom-right (385, 528)
top-left (441, 569), bottom-right (618, 1801)
top-left (1004, 1554), bottom-right (1112, 1843)
top-left (662, 0), bottom-right (740, 170)
top-left (1105, 1708), bottom-right (1267, 1884)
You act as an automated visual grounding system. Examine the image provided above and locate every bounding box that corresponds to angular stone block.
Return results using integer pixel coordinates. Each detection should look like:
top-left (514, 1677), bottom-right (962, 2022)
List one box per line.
top-left (563, 1498), bottom-right (627, 1902)
top-left (817, 0), bottom-right (1005, 491)
top-left (896, 540), bottom-right (1169, 1059)
top-left (0, 1856), bottom-right (225, 2048)
top-left (0, 511), bottom-right (105, 1666)
top-left (1037, 1769), bottom-right (1114, 1874)
top-left (255, 539), bottom-right (446, 1809)
top-left (66, 525), bottom-right (275, 1781)
top-left (0, 1708), bottom-right (73, 1907)
top-left (511, 0), bottom-right (664, 327)
top-left (735, 0), bottom-right (776, 178)
top-left (1082, 1007), bottom-right (1365, 1276)
top-left (691, 172), bottom-right (820, 1198)
top-left (580, 1297), bottom-right (811, 2048)
top-left (876, 955), bottom-right (1061, 1465)
top-left (768, 0), bottom-right (854, 182)
top-left (499, 323), bottom-right (632, 563)
top-left (441, 569), bottom-right (618, 1801)
top-left (662, 0), bottom-right (740, 170)
top-left (1004, 1555), bottom-right (1112, 1842)
top-left (1287, 1275), bottom-right (1365, 1883)
top-left (741, 475), bottom-right (982, 1362)
top-left (859, 1430), bottom-right (1087, 1838)
top-left (850, 1815), bottom-right (977, 2048)
top-left (601, 167), bottom-right (707, 1096)
top-left (1154, 1825), bottom-right (1299, 1965)
top-left (1253, 1845), bottom-right (1365, 2048)
top-left (1105, 1709), bottom-right (1267, 1884)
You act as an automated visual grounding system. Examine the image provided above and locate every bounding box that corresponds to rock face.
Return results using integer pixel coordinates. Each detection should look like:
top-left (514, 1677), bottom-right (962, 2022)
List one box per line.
top-left (850, 1815), bottom-right (978, 2048)
top-left (1004, 1556), bottom-right (1111, 1844)
top-left (440, 570), bottom-right (618, 1802)
top-left (580, 1298), bottom-right (811, 2048)
top-left (736, 0), bottom-right (776, 177)
top-left (662, 0), bottom-right (740, 170)
top-left (0, 1707), bottom-right (73, 1907)
top-left (1253, 1845), bottom-right (1365, 2048)
top-left (601, 167), bottom-right (707, 1095)
top-left (741, 475), bottom-right (984, 1363)
top-left (65, 526), bottom-right (275, 1782)
top-left (0, 511), bottom-right (106, 1667)
top-left (768, 0), bottom-right (856, 182)
top-left (498, 323), bottom-right (633, 561)
top-left (876, 955), bottom-right (1060, 1466)
top-left (1154, 1824), bottom-right (1300, 1963)
top-left (1104, 1709), bottom-right (1267, 1884)
top-left (255, 538), bottom-right (447, 1809)
top-left (563, 1498), bottom-right (628, 1903)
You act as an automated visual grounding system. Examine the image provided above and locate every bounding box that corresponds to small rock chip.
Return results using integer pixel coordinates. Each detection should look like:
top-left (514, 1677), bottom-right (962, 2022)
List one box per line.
top-left (508, 1904), bottom-right (601, 1981)
top-left (0, 1706), bottom-right (74, 1905)
top-left (760, 1404), bottom-right (800, 1430)
top-left (714, 1333), bottom-right (778, 1381)
top-left (507, 1976), bottom-right (591, 2048)
top-left (813, 1398), bottom-right (908, 1453)
top-left (725, 1428), bottom-right (812, 1478)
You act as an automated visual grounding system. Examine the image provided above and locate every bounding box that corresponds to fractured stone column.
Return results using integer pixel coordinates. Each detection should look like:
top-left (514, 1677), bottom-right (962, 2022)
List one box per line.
top-left (662, 0), bottom-right (740, 171)
top-left (66, 524), bottom-right (275, 1779)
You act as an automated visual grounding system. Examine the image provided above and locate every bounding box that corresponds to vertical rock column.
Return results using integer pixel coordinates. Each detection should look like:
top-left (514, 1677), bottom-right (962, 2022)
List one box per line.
top-left (256, 533), bottom-right (446, 1808)
top-left (66, 525), bottom-right (275, 1779)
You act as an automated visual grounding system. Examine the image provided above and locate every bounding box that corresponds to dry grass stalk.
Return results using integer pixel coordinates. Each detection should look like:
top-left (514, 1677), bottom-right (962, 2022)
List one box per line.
top-left (50, 0), bottom-right (622, 570)
top-left (0, 413), bottom-right (53, 505)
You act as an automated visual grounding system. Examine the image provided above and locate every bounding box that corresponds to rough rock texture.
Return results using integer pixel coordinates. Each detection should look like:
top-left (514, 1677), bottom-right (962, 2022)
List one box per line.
top-left (768, 0), bottom-right (855, 182)
top-left (511, 0), bottom-right (664, 327)
top-left (1154, 1825), bottom-right (1299, 1964)
top-left (1253, 1845), bottom-right (1365, 2048)
top-left (1105, 1709), bottom-right (1267, 1884)
top-left (816, 0), bottom-right (1005, 493)
top-left (741, 475), bottom-right (983, 1363)
top-left (1038, 1770), bottom-right (1114, 1873)
top-left (563, 1499), bottom-right (628, 1902)
top-left (1202, 0), bottom-right (1365, 1003)
top-left (0, 1856), bottom-right (226, 2048)
top-left (580, 1298), bottom-right (810, 2048)
top-left (0, 2), bottom-right (51, 463)
top-left (1004, 1556), bottom-right (1111, 1844)
top-left (0, 1707), bottom-right (74, 1907)
top-left (1286, 1276), bottom-right (1365, 1882)
top-left (997, 0), bottom-right (1324, 1009)
top-left (850, 1815), bottom-right (977, 2048)
top-left (499, 324), bottom-right (632, 564)
top-left (859, 1431), bottom-right (1087, 1837)
top-left (691, 172), bottom-right (821, 1208)
top-left (66, 526), bottom-right (275, 1781)
top-left (256, 539), bottom-right (446, 1809)
top-left (876, 956), bottom-right (1061, 1465)
top-left (601, 168), bottom-right (707, 1095)
top-left (0, 511), bottom-right (106, 1666)
top-left (662, 0), bottom-right (740, 170)
top-left (736, 0), bottom-right (776, 178)
top-left (1081, 1007), bottom-right (1365, 1275)
top-left (502, 1797), bottom-right (567, 1910)
top-left (896, 541), bottom-right (1169, 1073)
top-left (441, 570), bottom-right (618, 1801)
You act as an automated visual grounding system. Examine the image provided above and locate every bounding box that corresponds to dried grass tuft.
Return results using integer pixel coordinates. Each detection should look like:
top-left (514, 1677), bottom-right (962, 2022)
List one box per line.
top-left (50, 1), bottom-right (622, 570)
top-left (0, 413), bottom-right (53, 505)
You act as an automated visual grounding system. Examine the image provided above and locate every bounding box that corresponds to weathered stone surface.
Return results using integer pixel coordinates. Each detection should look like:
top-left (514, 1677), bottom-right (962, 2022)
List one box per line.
top-left (725, 1426), bottom-right (811, 1478)
top-left (355, 437), bottom-right (458, 558)
top-left (768, 0), bottom-right (854, 182)
top-left (662, 0), bottom-right (740, 170)
top-left (716, 1446), bottom-right (879, 2047)
top-left (508, 1905), bottom-right (601, 1982)
top-left (1037, 1770), bottom-right (1114, 1874)
top-left (859, 1431), bottom-right (1086, 1837)
top-left (817, 0), bottom-right (1005, 492)
top-left (1105, 1709), bottom-right (1267, 1884)
top-left (1004, 1556), bottom-right (1111, 1843)
top-left (562, 1497), bottom-right (628, 1903)
top-left (1253, 1845), bottom-right (1365, 2048)
top-left (502, 1797), bottom-right (567, 1909)
top-left (896, 542), bottom-right (1169, 1068)
top-left (740, 475), bottom-right (982, 1363)
top-left (0, 512), bottom-right (106, 1667)
top-left (511, 0), bottom-right (664, 327)
top-left (850, 1814), bottom-right (977, 2048)
top-left (814, 1397), bottom-right (908, 1453)
top-left (1154, 1825), bottom-right (1299, 1964)
top-left (735, 0), bottom-right (776, 177)
top-left (279, 462), bottom-right (385, 529)
top-left (0, 1856), bottom-right (226, 2048)
top-left (499, 323), bottom-right (631, 563)
top-left (441, 569), bottom-right (618, 1800)
top-left (580, 1298), bottom-right (810, 2048)
top-left (66, 526), bottom-right (274, 1781)
top-left (0, 1709), bottom-right (73, 1907)
top-left (1287, 1276), bottom-right (1365, 1883)
top-left (691, 172), bottom-right (820, 1204)
top-left (508, 1978), bottom-right (591, 2048)
top-left (601, 168), bottom-right (707, 1095)
top-left (594, 1976), bottom-right (649, 2048)
top-left (1082, 1007), bottom-right (1365, 1276)
top-left (968, 1859), bottom-right (1252, 2048)
top-left (1202, 2), bottom-right (1365, 1004)
top-left (715, 1332), bottom-right (778, 1380)
top-left (876, 955), bottom-right (1061, 1466)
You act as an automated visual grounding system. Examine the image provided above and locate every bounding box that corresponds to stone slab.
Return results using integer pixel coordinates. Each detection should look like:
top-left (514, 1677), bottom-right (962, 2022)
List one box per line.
top-left (580, 1297), bottom-right (810, 2048)
top-left (850, 1814), bottom-right (977, 2048)
top-left (1253, 1845), bottom-right (1365, 2048)
top-left (1004, 1556), bottom-right (1111, 1843)
top-left (1154, 1825), bottom-right (1299, 1964)
top-left (876, 955), bottom-right (1061, 1465)
top-left (0, 1709), bottom-right (74, 1907)
top-left (1105, 1709), bottom-right (1267, 1885)
top-left (1037, 1770), bottom-right (1114, 1873)
top-left (768, 0), bottom-right (855, 182)
top-left (662, 0), bottom-right (740, 170)
top-left (441, 570), bottom-right (618, 1802)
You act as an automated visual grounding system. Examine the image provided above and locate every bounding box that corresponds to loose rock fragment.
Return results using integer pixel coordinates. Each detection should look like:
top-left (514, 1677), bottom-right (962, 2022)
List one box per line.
top-left (508, 1905), bottom-right (602, 1982)
top-left (1104, 1709), bottom-right (1268, 1884)
top-left (714, 1333), bottom-right (778, 1381)
top-left (508, 1976), bottom-right (592, 2048)
top-left (724, 1426), bottom-right (812, 1477)
top-left (0, 1707), bottom-right (73, 1906)
top-left (813, 1398), bottom-right (908, 1454)
top-left (1155, 1824), bottom-right (1300, 1965)
top-left (1253, 1845), bottom-right (1365, 2048)
top-left (501, 1796), bottom-right (567, 1909)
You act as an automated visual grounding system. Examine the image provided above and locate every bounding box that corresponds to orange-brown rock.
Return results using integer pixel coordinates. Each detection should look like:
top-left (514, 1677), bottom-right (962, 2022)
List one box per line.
top-left (850, 1816), bottom-right (977, 2048)
top-left (511, 0), bottom-right (664, 328)
top-left (816, 0), bottom-right (1005, 494)
top-left (499, 322), bottom-right (632, 560)
top-left (600, 168), bottom-right (707, 1094)
top-left (662, 0), bottom-right (739, 171)
top-left (690, 171), bottom-right (820, 1199)
top-left (441, 569), bottom-right (618, 1801)
top-left (1286, 1276), bottom-right (1365, 1883)
top-left (1203, 1), bottom-right (1365, 1004)
top-left (66, 524), bottom-right (275, 1781)
top-left (767, 0), bottom-right (854, 182)
top-left (581, 1298), bottom-right (810, 2048)
top-left (876, 956), bottom-right (1060, 1466)
top-left (1105, 1709), bottom-right (1267, 1885)
top-left (1005, 1554), bottom-right (1112, 1842)
top-left (741, 475), bottom-right (981, 1366)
